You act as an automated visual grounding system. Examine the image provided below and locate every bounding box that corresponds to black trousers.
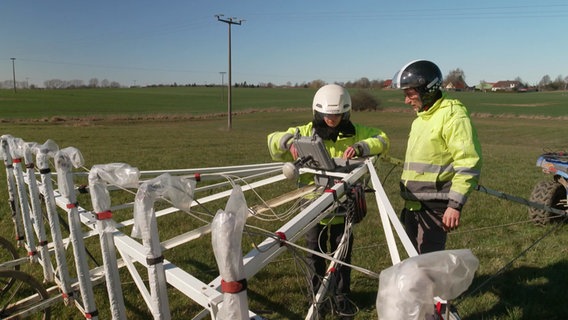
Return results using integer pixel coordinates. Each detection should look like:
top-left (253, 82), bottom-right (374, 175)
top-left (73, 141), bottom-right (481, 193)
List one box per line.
top-left (400, 200), bottom-right (448, 254)
top-left (305, 222), bottom-right (354, 296)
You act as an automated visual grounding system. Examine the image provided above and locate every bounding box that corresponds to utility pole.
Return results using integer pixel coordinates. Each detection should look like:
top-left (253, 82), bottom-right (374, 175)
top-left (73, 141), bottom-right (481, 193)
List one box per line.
top-left (219, 71), bottom-right (226, 103)
top-left (219, 71), bottom-right (226, 102)
top-left (215, 14), bottom-right (244, 130)
top-left (10, 58), bottom-right (16, 93)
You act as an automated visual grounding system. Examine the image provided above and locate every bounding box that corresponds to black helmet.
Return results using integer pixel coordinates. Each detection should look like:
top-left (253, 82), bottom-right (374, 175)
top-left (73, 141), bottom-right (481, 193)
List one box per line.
top-left (392, 60), bottom-right (443, 108)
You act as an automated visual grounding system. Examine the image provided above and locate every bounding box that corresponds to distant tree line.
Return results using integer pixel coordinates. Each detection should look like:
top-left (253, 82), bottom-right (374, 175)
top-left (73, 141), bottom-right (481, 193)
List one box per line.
top-left (2, 73), bottom-right (568, 91)
top-left (0, 77), bottom-right (123, 90)
top-left (536, 74), bottom-right (568, 91)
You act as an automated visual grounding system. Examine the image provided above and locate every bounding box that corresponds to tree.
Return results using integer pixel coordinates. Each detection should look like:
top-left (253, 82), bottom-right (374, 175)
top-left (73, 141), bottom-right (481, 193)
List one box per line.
top-left (547, 75), bottom-right (565, 91)
top-left (353, 77), bottom-right (371, 89)
top-left (444, 68), bottom-right (466, 87)
top-left (538, 75), bottom-right (551, 90)
top-left (44, 79), bottom-right (64, 89)
top-left (351, 90), bottom-right (381, 111)
top-left (308, 79), bottom-right (326, 89)
top-left (89, 78), bottom-right (99, 88)
top-left (68, 79), bottom-right (84, 88)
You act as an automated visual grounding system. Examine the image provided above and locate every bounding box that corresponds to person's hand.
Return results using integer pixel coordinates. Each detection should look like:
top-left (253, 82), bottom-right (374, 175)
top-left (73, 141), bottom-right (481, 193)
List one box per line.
top-left (290, 143), bottom-right (299, 160)
top-left (442, 207), bottom-right (460, 231)
top-left (343, 146), bottom-right (357, 159)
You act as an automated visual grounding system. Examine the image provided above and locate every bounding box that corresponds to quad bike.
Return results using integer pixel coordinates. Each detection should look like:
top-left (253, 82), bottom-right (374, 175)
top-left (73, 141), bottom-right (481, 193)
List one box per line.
top-left (528, 152), bottom-right (568, 224)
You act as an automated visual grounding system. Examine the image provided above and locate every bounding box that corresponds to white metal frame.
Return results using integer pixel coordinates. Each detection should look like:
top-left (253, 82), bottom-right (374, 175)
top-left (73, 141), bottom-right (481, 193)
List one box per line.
top-left (0, 135), bottom-right (438, 319)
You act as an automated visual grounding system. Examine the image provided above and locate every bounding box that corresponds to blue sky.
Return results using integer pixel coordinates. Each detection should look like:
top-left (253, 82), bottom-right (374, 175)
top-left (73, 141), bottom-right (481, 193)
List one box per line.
top-left (1, 1), bottom-right (567, 87)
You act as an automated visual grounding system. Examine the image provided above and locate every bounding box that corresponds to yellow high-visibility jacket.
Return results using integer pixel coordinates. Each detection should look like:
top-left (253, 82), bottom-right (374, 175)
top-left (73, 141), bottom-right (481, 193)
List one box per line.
top-left (267, 121), bottom-right (390, 224)
top-left (401, 94), bottom-right (482, 210)
top-left (268, 121), bottom-right (389, 166)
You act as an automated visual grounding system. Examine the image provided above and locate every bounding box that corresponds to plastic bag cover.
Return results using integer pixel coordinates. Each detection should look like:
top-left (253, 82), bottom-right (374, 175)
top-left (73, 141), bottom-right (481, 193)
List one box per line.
top-left (132, 173), bottom-right (196, 240)
top-left (377, 249), bottom-right (479, 320)
top-left (211, 185), bottom-right (249, 320)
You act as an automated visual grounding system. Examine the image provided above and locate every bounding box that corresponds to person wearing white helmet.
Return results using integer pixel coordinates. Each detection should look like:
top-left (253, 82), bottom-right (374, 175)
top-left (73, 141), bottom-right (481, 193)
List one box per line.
top-left (267, 83), bottom-right (389, 319)
top-left (392, 60), bottom-right (482, 254)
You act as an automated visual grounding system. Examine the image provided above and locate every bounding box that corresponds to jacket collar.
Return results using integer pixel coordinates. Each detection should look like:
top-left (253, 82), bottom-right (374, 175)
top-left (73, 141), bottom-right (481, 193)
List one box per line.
top-left (417, 92), bottom-right (446, 118)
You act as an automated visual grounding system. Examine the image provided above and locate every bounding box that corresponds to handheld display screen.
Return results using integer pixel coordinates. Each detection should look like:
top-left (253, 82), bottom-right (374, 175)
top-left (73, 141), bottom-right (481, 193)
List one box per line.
top-left (293, 135), bottom-right (336, 171)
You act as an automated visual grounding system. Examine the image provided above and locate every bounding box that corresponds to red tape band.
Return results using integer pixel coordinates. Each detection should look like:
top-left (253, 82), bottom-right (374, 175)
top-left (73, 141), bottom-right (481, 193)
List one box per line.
top-left (85, 309), bottom-right (98, 319)
top-left (96, 210), bottom-right (112, 220)
top-left (275, 231), bottom-right (287, 246)
top-left (66, 202), bottom-right (78, 209)
top-left (221, 278), bottom-right (248, 294)
top-left (12, 158), bottom-right (21, 164)
top-left (436, 302), bottom-right (443, 316)
top-left (324, 188), bottom-right (337, 201)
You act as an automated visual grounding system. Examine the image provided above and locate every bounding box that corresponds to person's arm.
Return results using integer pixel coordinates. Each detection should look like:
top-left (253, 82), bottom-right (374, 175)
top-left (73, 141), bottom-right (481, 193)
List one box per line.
top-left (351, 125), bottom-right (390, 157)
top-left (267, 123), bottom-right (312, 162)
top-left (442, 109), bottom-right (482, 231)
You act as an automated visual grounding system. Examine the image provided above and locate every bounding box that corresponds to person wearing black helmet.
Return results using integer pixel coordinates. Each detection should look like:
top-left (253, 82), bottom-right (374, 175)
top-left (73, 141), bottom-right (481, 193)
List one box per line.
top-left (392, 60), bottom-right (482, 254)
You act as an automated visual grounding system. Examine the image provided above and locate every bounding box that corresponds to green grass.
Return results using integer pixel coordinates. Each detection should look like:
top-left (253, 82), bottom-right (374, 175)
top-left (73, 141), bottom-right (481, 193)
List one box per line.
top-left (2, 87), bottom-right (567, 120)
top-left (0, 87), bottom-right (316, 119)
top-left (0, 88), bottom-right (567, 319)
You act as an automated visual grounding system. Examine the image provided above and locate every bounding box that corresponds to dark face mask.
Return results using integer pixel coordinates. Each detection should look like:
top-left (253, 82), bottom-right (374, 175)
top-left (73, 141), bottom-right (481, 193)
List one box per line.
top-left (312, 115), bottom-right (355, 142)
top-left (419, 89), bottom-right (443, 111)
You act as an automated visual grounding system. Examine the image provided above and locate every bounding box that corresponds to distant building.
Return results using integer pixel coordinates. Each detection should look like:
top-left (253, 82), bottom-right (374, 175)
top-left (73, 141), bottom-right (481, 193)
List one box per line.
top-left (491, 80), bottom-right (521, 91)
top-left (475, 82), bottom-right (495, 92)
top-left (444, 80), bottom-right (468, 91)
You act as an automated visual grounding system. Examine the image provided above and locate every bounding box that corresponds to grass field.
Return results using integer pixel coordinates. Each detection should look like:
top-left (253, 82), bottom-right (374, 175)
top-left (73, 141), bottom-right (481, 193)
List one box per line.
top-left (0, 88), bottom-right (567, 319)
top-left (1, 86), bottom-right (567, 120)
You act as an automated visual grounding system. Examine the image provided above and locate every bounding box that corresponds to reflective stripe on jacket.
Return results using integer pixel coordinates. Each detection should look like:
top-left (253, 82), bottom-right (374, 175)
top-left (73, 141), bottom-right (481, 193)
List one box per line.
top-left (401, 95), bottom-right (482, 209)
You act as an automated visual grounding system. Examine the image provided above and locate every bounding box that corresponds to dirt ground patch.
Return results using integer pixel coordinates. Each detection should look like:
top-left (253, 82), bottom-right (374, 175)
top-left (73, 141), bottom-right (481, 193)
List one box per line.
top-left (480, 103), bottom-right (554, 107)
top-left (1, 107), bottom-right (566, 124)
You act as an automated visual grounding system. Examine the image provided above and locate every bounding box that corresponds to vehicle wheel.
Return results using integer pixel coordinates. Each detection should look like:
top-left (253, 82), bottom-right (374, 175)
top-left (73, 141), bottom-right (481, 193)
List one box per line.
top-left (0, 269), bottom-right (51, 319)
top-left (0, 236), bottom-right (20, 292)
top-left (528, 180), bottom-right (567, 225)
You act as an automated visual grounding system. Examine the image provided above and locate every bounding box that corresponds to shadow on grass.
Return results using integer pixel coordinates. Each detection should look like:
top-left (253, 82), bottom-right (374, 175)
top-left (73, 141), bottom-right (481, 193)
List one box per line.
top-left (458, 260), bottom-right (568, 319)
top-left (247, 288), bottom-right (305, 320)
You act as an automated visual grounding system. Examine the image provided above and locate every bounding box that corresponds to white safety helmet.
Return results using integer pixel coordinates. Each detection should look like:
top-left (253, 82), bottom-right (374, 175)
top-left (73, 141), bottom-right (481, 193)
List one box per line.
top-left (312, 84), bottom-right (352, 118)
